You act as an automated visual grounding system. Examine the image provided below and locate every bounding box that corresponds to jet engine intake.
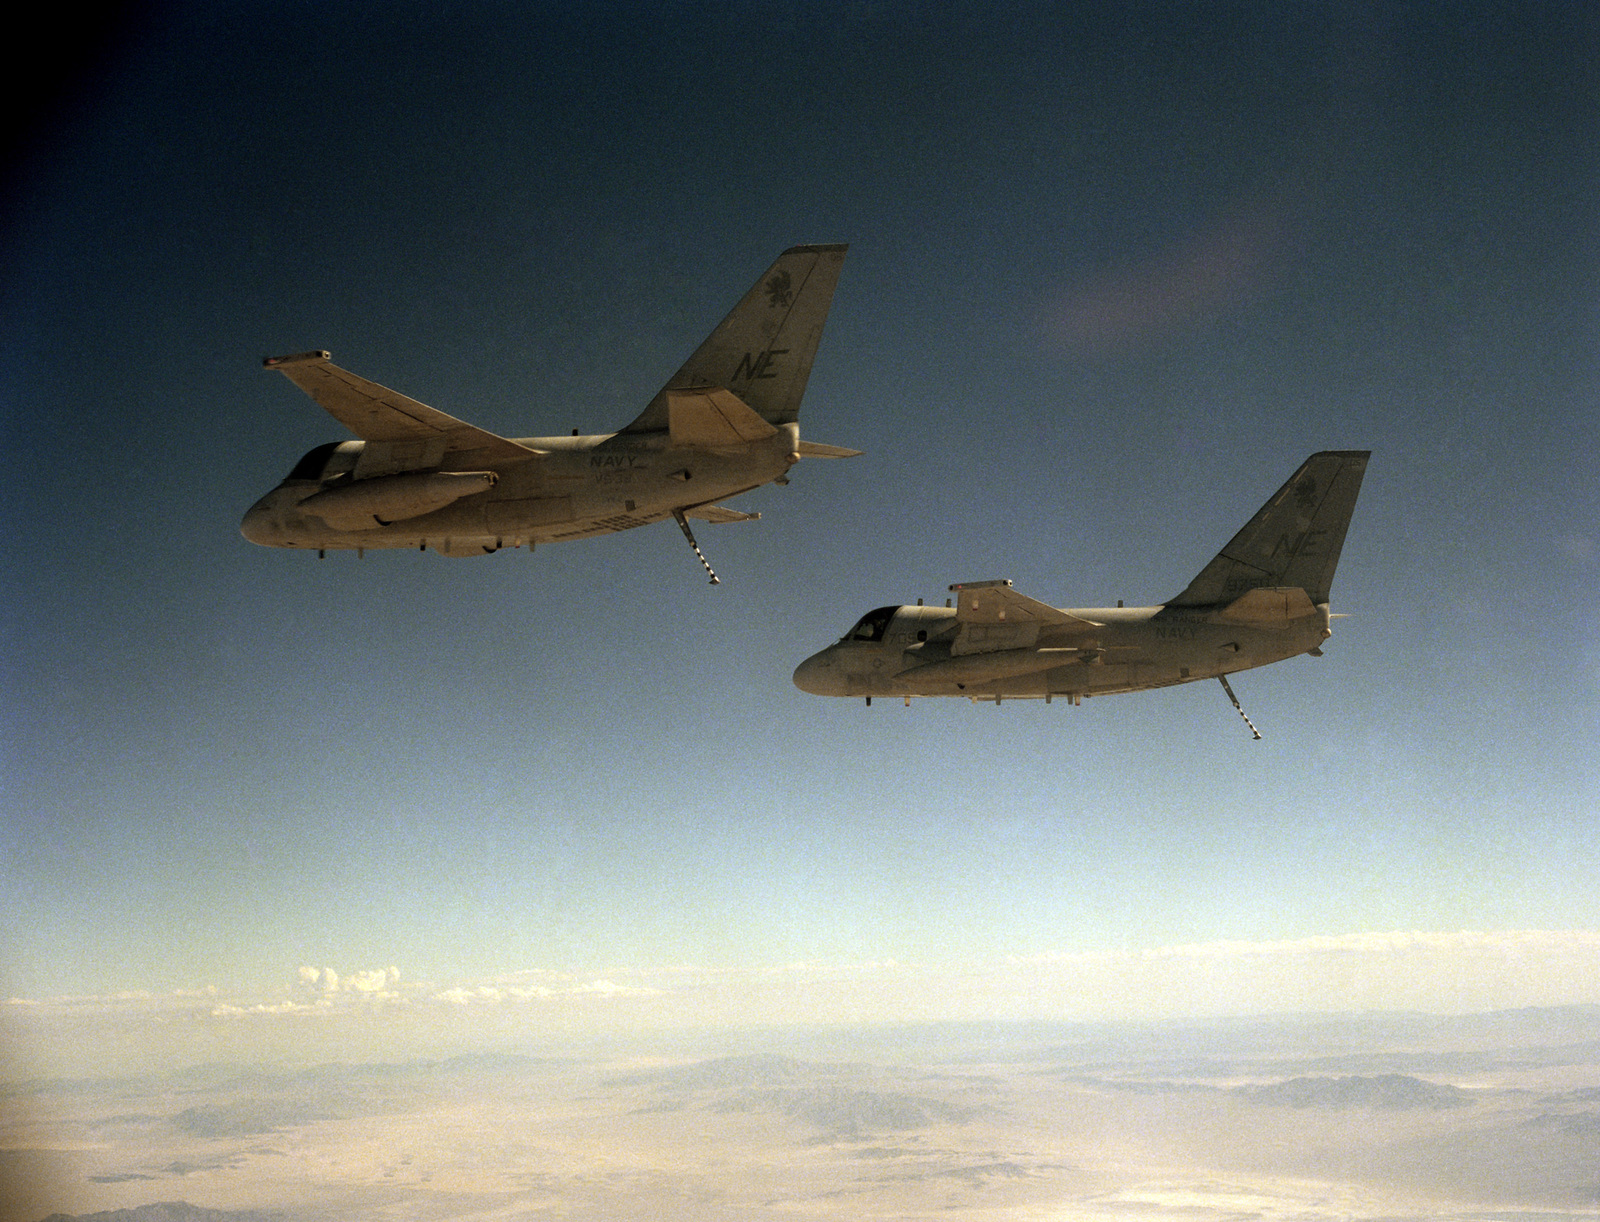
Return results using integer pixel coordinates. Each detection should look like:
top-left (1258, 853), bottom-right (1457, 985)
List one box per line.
top-left (299, 470), bottom-right (497, 530)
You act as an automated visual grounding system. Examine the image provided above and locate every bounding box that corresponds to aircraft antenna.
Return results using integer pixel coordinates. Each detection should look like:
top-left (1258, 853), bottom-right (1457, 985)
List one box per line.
top-left (672, 509), bottom-right (722, 585)
top-left (1217, 675), bottom-right (1263, 741)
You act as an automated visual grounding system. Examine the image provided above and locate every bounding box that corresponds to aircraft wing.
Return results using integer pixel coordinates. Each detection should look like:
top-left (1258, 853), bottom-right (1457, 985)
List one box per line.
top-left (947, 580), bottom-right (1101, 657)
top-left (950, 580), bottom-right (1101, 628)
top-left (263, 351), bottom-right (539, 465)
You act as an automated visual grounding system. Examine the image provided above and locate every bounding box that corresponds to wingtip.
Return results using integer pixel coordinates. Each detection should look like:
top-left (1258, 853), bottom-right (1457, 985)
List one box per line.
top-left (263, 349), bottom-right (331, 369)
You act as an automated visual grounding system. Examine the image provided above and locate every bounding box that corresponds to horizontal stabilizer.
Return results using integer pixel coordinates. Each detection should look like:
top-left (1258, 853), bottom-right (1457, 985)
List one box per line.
top-left (263, 351), bottom-right (537, 465)
top-left (796, 440), bottom-right (863, 459)
top-left (1212, 586), bottom-right (1318, 624)
top-left (666, 388), bottom-right (778, 448)
top-left (683, 503), bottom-right (760, 524)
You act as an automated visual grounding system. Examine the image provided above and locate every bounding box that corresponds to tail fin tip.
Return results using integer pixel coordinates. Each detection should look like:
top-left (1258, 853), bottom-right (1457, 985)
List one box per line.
top-left (622, 245), bottom-right (848, 434)
top-left (1168, 450), bottom-right (1370, 608)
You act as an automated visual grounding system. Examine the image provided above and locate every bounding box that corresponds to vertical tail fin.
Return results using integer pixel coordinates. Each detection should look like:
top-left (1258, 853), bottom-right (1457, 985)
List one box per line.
top-left (1167, 451), bottom-right (1370, 607)
top-left (621, 244), bottom-right (847, 433)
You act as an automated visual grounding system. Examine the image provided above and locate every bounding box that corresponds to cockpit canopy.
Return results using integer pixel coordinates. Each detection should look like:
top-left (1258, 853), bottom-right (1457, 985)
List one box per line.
top-left (285, 440), bottom-right (362, 483)
top-left (842, 605), bottom-right (898, 642)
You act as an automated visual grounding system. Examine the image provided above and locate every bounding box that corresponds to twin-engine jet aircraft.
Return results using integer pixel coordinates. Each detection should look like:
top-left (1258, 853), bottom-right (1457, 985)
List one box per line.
top-left (241, 245), bottom-right (856, 581)
top-left (792, 451), bottom-right (1369, 735)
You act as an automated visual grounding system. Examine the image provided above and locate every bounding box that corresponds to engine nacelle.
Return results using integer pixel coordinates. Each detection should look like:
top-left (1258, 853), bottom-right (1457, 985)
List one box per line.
top-left (299, 470), bottom-right (497, 530)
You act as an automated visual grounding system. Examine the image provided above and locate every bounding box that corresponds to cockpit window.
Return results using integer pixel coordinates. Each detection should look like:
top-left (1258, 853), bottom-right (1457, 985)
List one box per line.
top-left (843, 605), bottom-right (898, 642)
top-left (286, 442), bottom-right (340, 481)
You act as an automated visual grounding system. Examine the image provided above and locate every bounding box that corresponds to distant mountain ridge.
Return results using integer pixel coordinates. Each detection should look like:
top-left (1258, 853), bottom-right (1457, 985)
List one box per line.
top-left (606, 1053), bottom-right (842, 1090)
top-left (712, 1085), bottom-right (980, 1137)
top-left (1069, 1071), bottom-right (1478, 1111)
top-left (170, 1098), bottom-right (333, 1138)
top-left (36, 1203), bottom-right (278, 1222)
top-left (1234, 1073), bottom-right (1475, 1110)
top-left (603, 1054), bottom-right (983, 1137)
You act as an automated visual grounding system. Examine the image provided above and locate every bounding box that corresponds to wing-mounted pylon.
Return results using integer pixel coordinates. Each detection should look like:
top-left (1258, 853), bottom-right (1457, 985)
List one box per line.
top-left (263, 351), bottom-right (540, 474)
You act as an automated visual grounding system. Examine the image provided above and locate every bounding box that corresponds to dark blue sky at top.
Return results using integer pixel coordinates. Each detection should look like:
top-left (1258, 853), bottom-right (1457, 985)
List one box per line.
top-left (2, 2), bottom-right (1596, 1006)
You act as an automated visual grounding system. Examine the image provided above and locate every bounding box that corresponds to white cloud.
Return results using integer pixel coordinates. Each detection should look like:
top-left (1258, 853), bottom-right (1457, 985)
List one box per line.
top-left (293, 965), bottom-right (403, 999)
top-left (430, 977), bottom-right (660, 1006)
top-left (435, 987), bottom-right (499, 1006)
top-left (569, 979), bottom-right (661, 998)
top-left (490, 967), bottom-right (572, 987)
top-left (298, 965), bottom-right (339, 993)
top-left (210, 998), bottom-right (333, 1017)
top-left (345, 967), bottom-right (400, 994)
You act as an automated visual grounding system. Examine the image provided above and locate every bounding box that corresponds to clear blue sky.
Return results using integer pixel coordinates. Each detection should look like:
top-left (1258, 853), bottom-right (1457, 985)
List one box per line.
top-left (3, 1), bottom-right (1596, 1072)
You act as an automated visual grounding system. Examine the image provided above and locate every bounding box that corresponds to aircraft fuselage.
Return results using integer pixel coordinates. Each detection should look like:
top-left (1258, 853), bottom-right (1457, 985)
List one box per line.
top-left (791, 601), bottom-right (1333, 701)
top-left (241, 426), bottom-right (799, 556)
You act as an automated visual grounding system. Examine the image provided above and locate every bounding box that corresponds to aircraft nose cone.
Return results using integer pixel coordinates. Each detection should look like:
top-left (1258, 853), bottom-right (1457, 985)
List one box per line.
top-left (240, 497), bottom-right (278, 545)
top-left (792, 651), bottom-right (841, 696)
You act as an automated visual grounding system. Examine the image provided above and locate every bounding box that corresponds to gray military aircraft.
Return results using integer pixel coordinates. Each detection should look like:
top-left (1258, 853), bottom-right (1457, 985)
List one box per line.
top-left (241, 244), bottom-right (855, 581)
top-left (792, 450), bottom-right (1369, 735)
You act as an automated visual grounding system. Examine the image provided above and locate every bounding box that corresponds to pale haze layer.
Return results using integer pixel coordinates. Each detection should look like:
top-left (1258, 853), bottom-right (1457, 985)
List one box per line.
top-left (2, 2), bottom-right (1598, 1077)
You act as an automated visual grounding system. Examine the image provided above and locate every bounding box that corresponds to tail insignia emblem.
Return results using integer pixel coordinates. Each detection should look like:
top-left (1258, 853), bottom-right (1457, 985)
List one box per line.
top-left (765, 270), bottom-right (793, 308)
